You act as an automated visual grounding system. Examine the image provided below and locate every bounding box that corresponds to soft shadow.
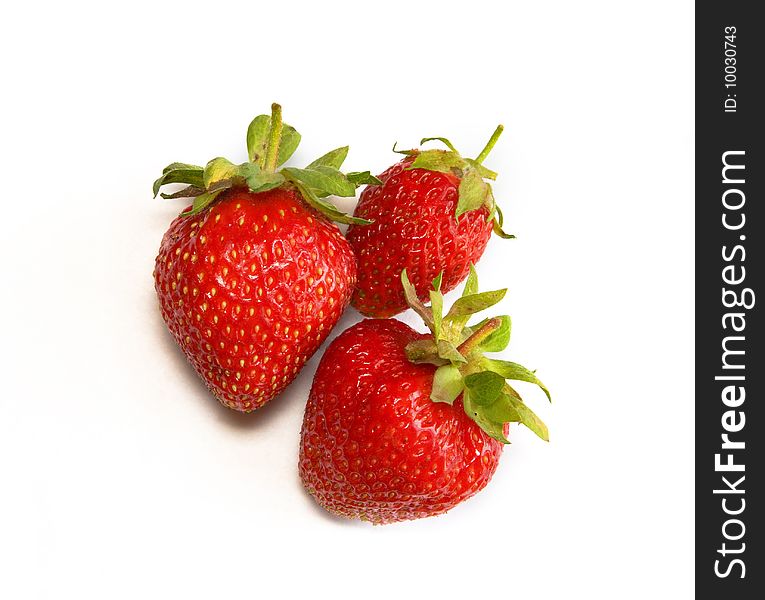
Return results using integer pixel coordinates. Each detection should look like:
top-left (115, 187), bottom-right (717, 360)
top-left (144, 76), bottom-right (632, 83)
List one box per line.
top-left (147, 290), bottom-right (365, 435)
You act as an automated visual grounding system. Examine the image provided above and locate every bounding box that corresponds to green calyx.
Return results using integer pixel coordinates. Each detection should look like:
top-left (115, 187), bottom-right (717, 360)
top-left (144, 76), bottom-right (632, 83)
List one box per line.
top-left (401, 267), bottom-right (550, 443)
top-left (393, 126), bottom-right (514, 239)
top-left (152, 103), bottom-right (381, 223)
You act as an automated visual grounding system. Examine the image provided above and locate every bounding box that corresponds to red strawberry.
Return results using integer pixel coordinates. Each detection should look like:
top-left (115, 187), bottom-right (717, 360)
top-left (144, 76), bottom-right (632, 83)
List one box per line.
top-left (153, 104), bottom-right (377, 412)
top-left (299, 268), bottom-right (550, 523)
top-left (347, 127), bottom-right (513, 317)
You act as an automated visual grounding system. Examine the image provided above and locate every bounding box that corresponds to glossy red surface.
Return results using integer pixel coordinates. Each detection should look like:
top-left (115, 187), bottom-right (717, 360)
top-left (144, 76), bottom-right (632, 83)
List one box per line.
top-left (347, 158), bottom-right (493, 317)
top-left (154, 187), bottom-right (357, 412)
top-left (299, 319), bottom-right (504, 524)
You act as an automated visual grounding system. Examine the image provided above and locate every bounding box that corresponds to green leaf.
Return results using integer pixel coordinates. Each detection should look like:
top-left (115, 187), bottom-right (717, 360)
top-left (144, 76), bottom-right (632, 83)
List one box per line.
top-left (292, 181), bottom-right (372, 226)
top-left (430, 289), bottom-right (444, 339)
top-left (445, 289), bottom-right (507, 319)
top-left (203, 157), bottom-right (241, 189)
top-left (307, 146), bottom-right (348, 169)
top-left (456, 169), bottom-right (490, 218)
top-left (153, 164), bottom-right (204, 197)
top-left (282, 166), bottom-right (356, 197)
top-left (162, 162), bottom-right (202, 174)
top-left (400, 269), bottom-right (434, 331)
top-left (432, 272), bottom-right (443, 292)
top-left (276, 125), bottom-right (301, 166)
top-left (464, 158), bottom-right (498, 180)
top-left (160, 185), bottom-right (205, 199)
top-left (462, 264), bottom-right (478, 296)
top-left (469, 315), bottom-right (511, 352)
top-left (247, 116), bottom-right (300, 167)
top-left (482, 358), bottom-right (551, 402)
top-left (246, 170), bottom-right (285, 194)
top-left (420, 136), bottom-right (458, 153)
top-left (431, 364), bottom-right (464, 404)
top-left (463, 371), bottom-right (505, 406)
top-left (504, 388), bottom-right (549, 441)
top-left (246, 115), bottom-right (271, 164)
top-left (346, 171), bottom-right (383, 186)
top-left (408, 149), bottom-right (465, 174)
top-left (180, 188), bottom-right (224, 217)
top-left (392, 142), bottom-right (416, 155)
top-left (463, 390), bottom-right (510, 444)
top-left (436, 339), bottom-right (466, 363)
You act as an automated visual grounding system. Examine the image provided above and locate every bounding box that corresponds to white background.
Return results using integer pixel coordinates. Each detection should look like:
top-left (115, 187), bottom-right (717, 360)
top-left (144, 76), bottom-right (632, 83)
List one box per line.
top-left (1, 1), bottom-right (694, 598)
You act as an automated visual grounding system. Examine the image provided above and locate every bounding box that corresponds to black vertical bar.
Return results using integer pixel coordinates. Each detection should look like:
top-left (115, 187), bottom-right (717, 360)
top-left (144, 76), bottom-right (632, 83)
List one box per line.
top-left (696, 3), bottom-right (763, 597)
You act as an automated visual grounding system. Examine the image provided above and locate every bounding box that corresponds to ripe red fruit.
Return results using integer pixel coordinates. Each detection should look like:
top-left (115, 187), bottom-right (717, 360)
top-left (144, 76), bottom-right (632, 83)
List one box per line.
top-left (299, 268), bottom-right (550, 523)
top-left (347, 128), bottom-right (513, 317)
top-left (153, 104), bottom-right (377, 412)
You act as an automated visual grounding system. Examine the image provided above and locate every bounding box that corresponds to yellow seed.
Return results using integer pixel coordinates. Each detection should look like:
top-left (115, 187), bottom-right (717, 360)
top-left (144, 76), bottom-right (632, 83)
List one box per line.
top-left (238, 217), bottom-right (244, 226)
top-left (200, 235), bottom-right (207, 244)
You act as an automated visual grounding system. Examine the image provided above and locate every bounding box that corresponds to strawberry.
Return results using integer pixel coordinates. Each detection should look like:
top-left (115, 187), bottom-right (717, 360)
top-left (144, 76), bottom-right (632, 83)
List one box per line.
top-left (153, 104), bottom-right (378, 412)
top-left (347, 127), bottom-right (513, 317)
top-left (299, 267), bottom-right (550, 523)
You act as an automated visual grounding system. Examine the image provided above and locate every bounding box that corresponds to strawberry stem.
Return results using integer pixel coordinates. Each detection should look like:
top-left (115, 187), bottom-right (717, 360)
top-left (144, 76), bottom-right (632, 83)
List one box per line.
top-left (457, 317), bottom-right (502, 356)
top-left (474, 125), bottom-right (504, 165)
top-left (264, 103), bottom-right (283, 172)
